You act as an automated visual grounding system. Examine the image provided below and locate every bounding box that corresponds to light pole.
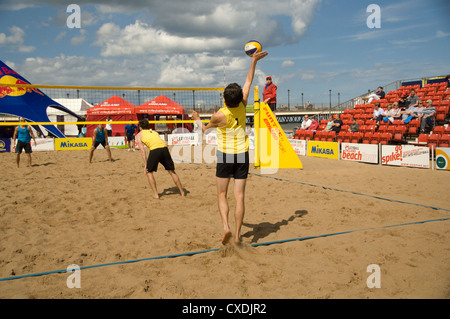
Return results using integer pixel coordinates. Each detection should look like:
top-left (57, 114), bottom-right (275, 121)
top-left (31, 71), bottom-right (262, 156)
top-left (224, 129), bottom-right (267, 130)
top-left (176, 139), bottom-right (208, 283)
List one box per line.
top-left (301, 92), bottom-right (304, 109)
top-left (329, 89), bottom-right (332, 115)
top-left (288, 89), bottom-right (290, 110)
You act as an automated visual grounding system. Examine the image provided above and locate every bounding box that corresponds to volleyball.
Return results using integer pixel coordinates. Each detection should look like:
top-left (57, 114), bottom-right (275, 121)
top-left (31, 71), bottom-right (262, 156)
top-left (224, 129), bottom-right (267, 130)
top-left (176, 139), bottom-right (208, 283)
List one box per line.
top-left (244, 40), bottom-right (262, 57)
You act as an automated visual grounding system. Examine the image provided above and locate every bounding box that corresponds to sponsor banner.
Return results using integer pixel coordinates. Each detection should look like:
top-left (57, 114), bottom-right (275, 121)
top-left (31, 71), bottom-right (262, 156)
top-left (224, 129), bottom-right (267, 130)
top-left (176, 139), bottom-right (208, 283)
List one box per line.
top-left (33, 138), bottom-right (55, 151)
top-left (205, 132), bottom-right (217, 145)
top-left (436, 147), bottom-right (450, 170)
top-left (204, 132), bottom-right (254, 150)
top-left (108, 136), bottom-right (126, 148)
top-left (381, 145), bottom-right (429, 168)
top-left (55, 138), bottom-right (92, 151)
top-left (0, 138), bottom-right (11, 152)
top-left (307, 141), bottom-right (339, 159)
top-left (167, 133), bottom-right (198, 146)
top-left (341, 143), bottom-right (378, 164)
top-left (288, 139), bottom-right (307, 156)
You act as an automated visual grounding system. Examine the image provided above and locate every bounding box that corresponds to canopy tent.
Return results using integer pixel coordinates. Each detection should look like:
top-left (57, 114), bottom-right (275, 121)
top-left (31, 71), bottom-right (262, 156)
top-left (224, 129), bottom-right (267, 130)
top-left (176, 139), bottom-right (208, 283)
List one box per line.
top-left (86, 95), bottom-right (137, 137)
top-left (135, 95), bottom-right (185, 115)
top-left (135, 95), bottom-right (191, 132)
top-left (0, 60), bottom-right (83, 138)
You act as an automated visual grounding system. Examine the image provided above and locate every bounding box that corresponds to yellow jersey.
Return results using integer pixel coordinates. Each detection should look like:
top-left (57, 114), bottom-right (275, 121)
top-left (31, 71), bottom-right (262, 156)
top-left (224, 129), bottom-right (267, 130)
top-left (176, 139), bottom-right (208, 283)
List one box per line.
top-left (216, 102), bottom-right (249, 154)
top-left (140, 130), bottom-right (167, 151)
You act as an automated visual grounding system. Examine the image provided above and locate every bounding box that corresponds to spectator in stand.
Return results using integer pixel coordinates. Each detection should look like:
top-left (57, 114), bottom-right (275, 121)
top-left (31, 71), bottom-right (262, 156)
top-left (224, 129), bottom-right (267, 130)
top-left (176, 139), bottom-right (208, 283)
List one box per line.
top-left (372, 102), bottom-right (384, 125)
top-left (300, 115), bottom-right (312, 130)
top-left (406, 89), bottom-right (419, 108)
top-left (330, 114), bottom-right (343, 133)
top-left (325, 116), bottom-right (334, 132)
top-left (397, 95), bottom-right (408, 109)
top-left (366, 86), bottom-right (385, 104)
top-left (263, 76), bottom-right (277, 112)
top-left (381, 104), bottom-right (393, 123)
top-left (308, 117), bottom-right (319, 131)
top-left (349, 118), bottom-right (359, 132)
top-left (384, 102), bottom-right (402, 123)
top-left (401, 100), bottom-right (424, 124)
top-left (419, 99), bottom-right (436, 133)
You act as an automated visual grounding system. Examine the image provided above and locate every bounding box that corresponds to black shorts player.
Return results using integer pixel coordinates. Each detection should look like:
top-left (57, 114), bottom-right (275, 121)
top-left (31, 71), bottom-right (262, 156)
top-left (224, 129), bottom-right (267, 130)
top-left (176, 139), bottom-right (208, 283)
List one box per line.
top-left (216, 150), bottom-right (249, 179)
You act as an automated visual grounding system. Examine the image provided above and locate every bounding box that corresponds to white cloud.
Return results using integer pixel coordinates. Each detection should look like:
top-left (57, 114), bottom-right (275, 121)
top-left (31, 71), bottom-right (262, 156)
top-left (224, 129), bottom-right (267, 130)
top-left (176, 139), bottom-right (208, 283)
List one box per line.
top-left (0, 26), bottom-right (25, 45)
top-left (70, 29), bottom-right (87, 46)
top-left (281, 60), bottom-right (295, 68)
top-left (0, 26), bottom-right (35, 53)
top-left (93, 0), bottom-right (321, 57)
top-left (436, 30), bottom-right (450, 38)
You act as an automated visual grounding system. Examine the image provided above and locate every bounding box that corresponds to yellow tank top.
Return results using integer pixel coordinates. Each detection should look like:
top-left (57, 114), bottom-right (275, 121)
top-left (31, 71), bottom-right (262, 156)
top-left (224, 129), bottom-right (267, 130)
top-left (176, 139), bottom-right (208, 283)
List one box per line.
top-left (216, 102), bottom-right (249, 154)
top-left (140, 130), bottom-right (167, 151)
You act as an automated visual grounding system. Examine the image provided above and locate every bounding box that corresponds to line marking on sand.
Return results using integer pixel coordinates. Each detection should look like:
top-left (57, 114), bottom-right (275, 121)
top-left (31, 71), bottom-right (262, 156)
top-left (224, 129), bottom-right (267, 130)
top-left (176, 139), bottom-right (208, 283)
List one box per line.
top-left (1, 217), bottom-right (449, 282)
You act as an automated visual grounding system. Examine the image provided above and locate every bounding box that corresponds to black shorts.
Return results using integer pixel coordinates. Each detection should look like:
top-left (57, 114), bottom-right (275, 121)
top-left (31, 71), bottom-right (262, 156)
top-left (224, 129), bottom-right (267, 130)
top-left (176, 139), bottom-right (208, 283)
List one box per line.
top-left (216, 151), bottom-right (249, 179)
top-left (147, 147), bottom-right (175, 172)
top-left (94, 140), bottom-right (107, 148)
top-left (127, 134), bottom-right (135, 141)
top-left (16, 140), bottom-right (32, 154)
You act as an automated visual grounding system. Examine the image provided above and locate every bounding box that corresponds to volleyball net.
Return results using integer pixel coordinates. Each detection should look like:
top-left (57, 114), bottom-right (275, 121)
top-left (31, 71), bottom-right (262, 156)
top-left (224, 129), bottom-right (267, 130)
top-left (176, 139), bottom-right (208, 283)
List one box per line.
top-left (0, 83), bottom-right (224, 125)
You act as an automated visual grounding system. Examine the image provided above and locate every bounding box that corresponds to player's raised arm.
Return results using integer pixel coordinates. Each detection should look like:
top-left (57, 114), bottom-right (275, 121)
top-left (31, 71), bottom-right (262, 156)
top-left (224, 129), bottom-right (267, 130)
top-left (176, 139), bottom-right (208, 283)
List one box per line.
top-left (242, 51), bottom-right (268, 106)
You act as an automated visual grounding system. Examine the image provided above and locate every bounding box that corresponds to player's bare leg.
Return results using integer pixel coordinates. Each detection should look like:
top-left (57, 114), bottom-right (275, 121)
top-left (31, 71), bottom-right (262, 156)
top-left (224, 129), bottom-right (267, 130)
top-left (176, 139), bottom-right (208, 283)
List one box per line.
top-left (168, 170), bottom-right (185, 196)
top-left (233, 179), bottom-right (247, 244)
top-left (146, 171), bottom-right (159, 199)
top-left (217, 177), bottom-right (232, 244)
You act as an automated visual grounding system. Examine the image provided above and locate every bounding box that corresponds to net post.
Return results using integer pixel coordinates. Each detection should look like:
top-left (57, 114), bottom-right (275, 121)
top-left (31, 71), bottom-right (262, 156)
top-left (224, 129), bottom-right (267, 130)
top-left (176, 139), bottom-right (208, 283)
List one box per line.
top-left (254, 85), bottom-right (260, 168)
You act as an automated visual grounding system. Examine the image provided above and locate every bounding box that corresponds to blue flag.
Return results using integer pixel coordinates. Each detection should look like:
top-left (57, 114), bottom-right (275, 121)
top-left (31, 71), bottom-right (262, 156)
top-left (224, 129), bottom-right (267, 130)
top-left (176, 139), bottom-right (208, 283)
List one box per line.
top-left (0, 60), bottom-right (83, 138)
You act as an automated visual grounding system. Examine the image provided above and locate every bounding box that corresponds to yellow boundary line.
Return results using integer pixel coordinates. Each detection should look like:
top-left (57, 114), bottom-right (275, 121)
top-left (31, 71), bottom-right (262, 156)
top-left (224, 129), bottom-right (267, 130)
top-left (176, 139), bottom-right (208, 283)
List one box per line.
top-left (0, 121), bottom-right (208, 125)
top-left (0, 83), bottom-right (224, 91)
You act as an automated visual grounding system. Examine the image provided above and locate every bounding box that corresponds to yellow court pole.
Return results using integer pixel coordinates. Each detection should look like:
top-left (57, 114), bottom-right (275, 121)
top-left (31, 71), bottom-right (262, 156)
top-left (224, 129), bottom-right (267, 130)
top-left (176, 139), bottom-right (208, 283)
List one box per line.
top-left (254, 85), bottom-right (260, 168)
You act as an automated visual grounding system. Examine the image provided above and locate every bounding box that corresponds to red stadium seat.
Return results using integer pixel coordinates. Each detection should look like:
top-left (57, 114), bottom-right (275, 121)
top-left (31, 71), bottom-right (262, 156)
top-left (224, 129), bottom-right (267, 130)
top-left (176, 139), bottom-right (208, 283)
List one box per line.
top-left (408, 119), bottom-right (420, 133)
top-left (336, 131), bottom-right (346, 143)
top-left (305, 130), bottom-right (315, 141)
top-left (393, 125), bottom-right (406, 142)
top-left (379, 133), bottom-right (392, 145)
top-left (343, 131), bottom-right (352, 143)
top-left (370, 132), bottom-right (381, 144)
top-left (378, 125), bottom-right (388, 134)
top-left (433, 126), bottom-right (445, 135)
top-left (363, 132), bottom-right (373, 144)
top-left (350, 132), bottom-right (363, 144)
top-left (427, 134), bottom-right (440, 150)
top-left (438, 134), bottom-right (450, 148)
top-left (326, 131), bottom-right (336, 142)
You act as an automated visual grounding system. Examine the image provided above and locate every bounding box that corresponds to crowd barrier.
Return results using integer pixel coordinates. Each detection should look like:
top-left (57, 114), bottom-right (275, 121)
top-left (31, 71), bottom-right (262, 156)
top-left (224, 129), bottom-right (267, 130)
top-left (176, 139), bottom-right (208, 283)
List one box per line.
top-left (1, 133), bottom-right (449, 170)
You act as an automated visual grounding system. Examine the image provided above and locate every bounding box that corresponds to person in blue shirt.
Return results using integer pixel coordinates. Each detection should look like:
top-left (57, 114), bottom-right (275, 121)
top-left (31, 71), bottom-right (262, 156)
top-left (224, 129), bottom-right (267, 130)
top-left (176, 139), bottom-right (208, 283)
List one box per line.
top-left (89, 123), bottom-right (113, 163)
top-left (13, 117), bottom-right (36, 168)
top-left (124, 120), bottom-right (138, 151)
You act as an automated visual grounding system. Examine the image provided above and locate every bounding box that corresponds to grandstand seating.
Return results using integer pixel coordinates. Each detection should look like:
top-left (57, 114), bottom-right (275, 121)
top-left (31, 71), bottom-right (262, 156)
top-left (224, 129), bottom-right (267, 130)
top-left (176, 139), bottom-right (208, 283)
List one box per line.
top-left (439, 134), bottom-right (450, 148)
top-left (293, 79), bottom-right (448, 150)
top-left (350, 132), bottom-right (363, 144)
top-left (427, 134), bottom-right (440, 150)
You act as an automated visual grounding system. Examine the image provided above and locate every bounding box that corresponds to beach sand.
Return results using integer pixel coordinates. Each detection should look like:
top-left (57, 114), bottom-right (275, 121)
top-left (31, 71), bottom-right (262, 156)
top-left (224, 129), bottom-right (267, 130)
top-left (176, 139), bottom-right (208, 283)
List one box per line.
top-left (0, 146), bottom-right (449, 299)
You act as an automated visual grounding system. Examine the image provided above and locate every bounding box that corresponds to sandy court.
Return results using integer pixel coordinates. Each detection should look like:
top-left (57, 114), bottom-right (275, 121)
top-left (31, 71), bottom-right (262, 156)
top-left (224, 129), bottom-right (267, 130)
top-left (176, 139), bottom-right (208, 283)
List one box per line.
top-left (0, 146), bottom-right (449, 299)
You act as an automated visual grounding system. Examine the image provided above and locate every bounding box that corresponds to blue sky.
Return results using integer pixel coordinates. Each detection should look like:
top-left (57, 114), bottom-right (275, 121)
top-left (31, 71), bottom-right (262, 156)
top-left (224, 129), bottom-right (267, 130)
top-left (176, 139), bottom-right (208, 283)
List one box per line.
top-left (0, 0), bottom-right (449, 107)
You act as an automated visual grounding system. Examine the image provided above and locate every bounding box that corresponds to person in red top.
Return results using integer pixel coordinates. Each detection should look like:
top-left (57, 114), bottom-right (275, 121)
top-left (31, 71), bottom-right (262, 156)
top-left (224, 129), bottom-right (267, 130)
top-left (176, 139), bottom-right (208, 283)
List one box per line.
top-left (263, 76), bottom-right (277, 112)
top-left (308, 117), bottom-right (319, 131)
